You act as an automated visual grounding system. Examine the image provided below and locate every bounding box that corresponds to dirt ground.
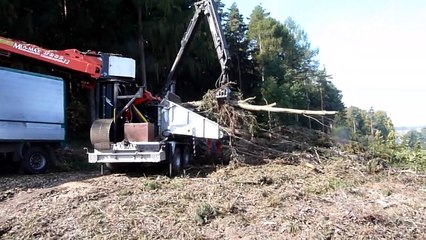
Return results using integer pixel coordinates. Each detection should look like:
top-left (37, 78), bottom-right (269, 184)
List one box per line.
top-left (1, 153), bottom-right (425, 240)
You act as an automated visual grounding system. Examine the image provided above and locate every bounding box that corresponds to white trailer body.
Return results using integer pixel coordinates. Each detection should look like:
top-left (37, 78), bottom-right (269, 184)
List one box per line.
top-left (0, 66), bottom-right (65, 173)
top-left (0, 67), bottom-right (65, 141)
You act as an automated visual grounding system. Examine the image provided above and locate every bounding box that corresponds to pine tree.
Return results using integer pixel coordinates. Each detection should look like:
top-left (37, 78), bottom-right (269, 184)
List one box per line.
top-left (223, 3), bottom-right (258, 96)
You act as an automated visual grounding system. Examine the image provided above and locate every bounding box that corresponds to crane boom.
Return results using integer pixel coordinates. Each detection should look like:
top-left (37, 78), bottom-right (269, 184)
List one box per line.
top-left (0, 36), bottom-right (102, 79)
top-left (165, 0), bottom-right (231, 95)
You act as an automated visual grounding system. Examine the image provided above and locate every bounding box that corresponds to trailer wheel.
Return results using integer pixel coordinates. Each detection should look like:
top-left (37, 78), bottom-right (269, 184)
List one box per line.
top-left (194, 139), bottom-right (208, 163)
top-left (21, 146), bottom-right (49, 174)
top-left (169, 147), bottom-right (182, 176)
top-left (194, 139), bottom-right (223, 164)
top-left (182, 145), bottom-right (192, 168)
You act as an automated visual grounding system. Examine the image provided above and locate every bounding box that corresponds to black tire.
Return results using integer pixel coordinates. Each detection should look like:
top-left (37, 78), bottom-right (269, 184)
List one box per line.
top-left (194, 139), bottom-right (208, 163)
top-left (21, 146), bottom-right (49, 174)
top-left (182, 145), bottom-right (192, 168)
top-left (170, 147), bottom-right (182, 176)
top-left (194, 139), bottom-right (224, 164)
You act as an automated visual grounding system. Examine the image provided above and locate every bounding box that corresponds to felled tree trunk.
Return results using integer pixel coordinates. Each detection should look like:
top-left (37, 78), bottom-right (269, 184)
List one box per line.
top-left (235, 101), bottom-right (337, 115)
top-left (185, 97), bottom-right (337, 116)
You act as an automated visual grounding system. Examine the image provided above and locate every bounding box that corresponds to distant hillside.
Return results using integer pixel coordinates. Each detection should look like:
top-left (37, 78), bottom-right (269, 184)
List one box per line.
top-left (395, 126), bottom-right (425, 134)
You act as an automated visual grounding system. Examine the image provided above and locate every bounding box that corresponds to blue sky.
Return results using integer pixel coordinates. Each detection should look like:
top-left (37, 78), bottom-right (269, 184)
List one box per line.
top-left (221, 0), bottom-right (426, 127)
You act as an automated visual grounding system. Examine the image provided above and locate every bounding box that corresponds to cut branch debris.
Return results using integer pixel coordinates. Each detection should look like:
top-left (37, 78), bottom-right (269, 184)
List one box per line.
top-left (184, 89), bottom-right (337, 165)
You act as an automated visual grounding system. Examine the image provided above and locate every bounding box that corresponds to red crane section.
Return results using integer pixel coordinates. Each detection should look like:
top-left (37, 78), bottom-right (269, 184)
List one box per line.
top-left (0, 36), bottom-right (102, 79)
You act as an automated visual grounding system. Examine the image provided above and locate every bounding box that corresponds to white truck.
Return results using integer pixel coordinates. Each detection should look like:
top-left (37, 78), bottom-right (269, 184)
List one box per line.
top-left (0, 66), bottom-right (65, 173)
top-left (0, 0), bottom-right (229, 175)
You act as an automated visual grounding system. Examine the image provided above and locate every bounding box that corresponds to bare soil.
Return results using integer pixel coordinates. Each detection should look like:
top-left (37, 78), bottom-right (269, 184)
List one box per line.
top-left (1, 154), bottom-right (425, 239)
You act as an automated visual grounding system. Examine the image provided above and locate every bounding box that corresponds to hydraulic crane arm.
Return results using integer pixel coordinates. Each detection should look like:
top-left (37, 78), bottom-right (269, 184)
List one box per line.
top-left (0, 36), bottom-right (102, 80)
top-left (165, 0), bottom-right (231, 95)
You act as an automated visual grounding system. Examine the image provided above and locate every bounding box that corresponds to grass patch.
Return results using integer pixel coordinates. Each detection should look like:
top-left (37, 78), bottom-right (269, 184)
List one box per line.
top-left (144, 181), bottom-right (161, 191)
top-left (308, 176), bottom-right (347, 195)
top-left (194, 203), bottom-right (218, 225)
top-left (119, 188), bottom-right (133, 196)
top-left (267, 195), bottom-right (283, 207)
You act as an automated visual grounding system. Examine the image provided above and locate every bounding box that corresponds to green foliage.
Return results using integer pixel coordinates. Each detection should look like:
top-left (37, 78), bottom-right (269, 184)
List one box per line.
top-left (223, 3), bottom-right (259, 97)
top-left (67, 99), bottom-right (89, 133)
top-left (194, 203), bottom-right (218, 225)
top-left (421, 128), bottom-right (426, 141)
top-left (144, 181), bottom-right (161, 191)
top-left (247, 7), bottom-right (344, 128)
top-left (365, 125), bottom-right (426, 171)
top-left (372, 110), bottom-right (394, 140)
top-left (335, 106), bottom-right (426, 171)
top-left (403, 130), bottom-right (425, 149)
top-left (368, 138), bottom-right (426, 171)
top-left (345, 107), bottom-right (370, 137)
top-left (336, 106), bottom-right (395, 142)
